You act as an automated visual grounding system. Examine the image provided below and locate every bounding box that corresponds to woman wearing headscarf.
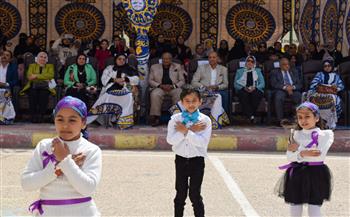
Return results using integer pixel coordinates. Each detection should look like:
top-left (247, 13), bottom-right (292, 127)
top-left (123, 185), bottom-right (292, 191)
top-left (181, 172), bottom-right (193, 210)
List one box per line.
top-left (175, 35), bottom-right (192, 64)
top-left (87, 54), bottom-right (139, 129)
top-left (234, 55), bottom-right (265, 123)
top-left (64, 53), bottom-right (97, 106)
top-left (20, 51), bottom-right (55, 123)
top-left (217, 39), bottom-right (229, 65)
top-left (228, 38), bottom-right (247, 62)
top-left (304, 59), bottom-right (345, 129)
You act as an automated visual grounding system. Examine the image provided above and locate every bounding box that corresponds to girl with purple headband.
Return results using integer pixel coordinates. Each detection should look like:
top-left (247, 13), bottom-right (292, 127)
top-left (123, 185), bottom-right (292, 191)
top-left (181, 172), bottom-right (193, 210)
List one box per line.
top-left (276, 101), bottom-right (334, 217)
top-left (21, 96), bottom-right (102, 216)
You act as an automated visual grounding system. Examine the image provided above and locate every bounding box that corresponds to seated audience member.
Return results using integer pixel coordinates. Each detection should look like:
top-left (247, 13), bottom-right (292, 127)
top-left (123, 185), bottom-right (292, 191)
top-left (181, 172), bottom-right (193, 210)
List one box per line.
top-left (204, 38), bottom-right (215, 57)
top-left (234, 55), bottom-right (265, 123)
top-left (95, 39), bottom-right (112, 73)
top-left (20, 51), bottom-right (55, 123)
top-left (228, 38), bottom-right (246, 61)
top-left (189, 51), bottom-right (230, 128)
top-left (270, 57), bottom-right (302, 126)
top-left (175, 35), bottom-right (192, 64)
top-left (0, 50), bottom-right (18, 124)
top-left (193, 44), bottom-right (206, 59)
top-left (254, 42), bottom-right (269, 64)
top-left (87, 54), bottom-right (139, 129)
top-left (304, 59), bottom-right (345, 129)
top-left (217, 39), bottom-right (229, 65)
top-left (148, 52), bottom-right (185, 126)
top-left (64, 54), bottom-right (97, 106)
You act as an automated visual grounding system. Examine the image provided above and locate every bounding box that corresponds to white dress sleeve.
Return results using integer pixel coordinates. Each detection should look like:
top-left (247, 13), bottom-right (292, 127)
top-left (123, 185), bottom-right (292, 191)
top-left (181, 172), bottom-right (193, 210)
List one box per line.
top-left (58, 147), bottom-right (102, 196)
top-left (21, 141), bottom-right (57, 191)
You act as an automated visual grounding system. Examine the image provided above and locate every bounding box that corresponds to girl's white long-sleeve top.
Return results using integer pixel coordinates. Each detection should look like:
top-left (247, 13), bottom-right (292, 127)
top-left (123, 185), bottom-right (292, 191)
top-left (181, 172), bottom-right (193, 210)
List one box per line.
top-left (166, 112), bottom-right (212, 158)
top-left (21, 136), bottom-right (102, 216)
top-left (287, 127), bottom-right (334, 163)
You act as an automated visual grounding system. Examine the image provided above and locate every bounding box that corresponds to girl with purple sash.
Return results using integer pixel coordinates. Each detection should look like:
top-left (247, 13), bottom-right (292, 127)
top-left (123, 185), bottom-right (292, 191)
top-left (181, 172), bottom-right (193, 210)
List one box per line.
top-left (21, 96), bottom-right (102, 216)
top-left (275, 102), bottom-right (333, 217)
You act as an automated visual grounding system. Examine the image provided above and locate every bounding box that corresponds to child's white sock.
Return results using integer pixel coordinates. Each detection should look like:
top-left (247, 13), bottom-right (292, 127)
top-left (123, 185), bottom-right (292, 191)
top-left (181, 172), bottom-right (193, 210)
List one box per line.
top-left (308, 204), bottom-right (322, 217)
top-left (290, 204), bottom-right (303, 217)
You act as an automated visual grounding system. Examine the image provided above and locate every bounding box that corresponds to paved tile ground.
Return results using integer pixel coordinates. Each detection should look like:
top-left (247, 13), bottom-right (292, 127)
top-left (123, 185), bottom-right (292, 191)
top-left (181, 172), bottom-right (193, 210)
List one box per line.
top-left (1, 149), bottom-right (349, 217)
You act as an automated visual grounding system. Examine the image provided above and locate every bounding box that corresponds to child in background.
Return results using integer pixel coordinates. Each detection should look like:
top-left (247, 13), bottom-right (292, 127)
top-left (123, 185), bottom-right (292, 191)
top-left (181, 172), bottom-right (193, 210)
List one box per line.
top-left (276, 101), bottom-right (333, 217)
top-left (21, 96), bottom-right (102, 216)
top-left (167, 88), bottom-right (212, 217)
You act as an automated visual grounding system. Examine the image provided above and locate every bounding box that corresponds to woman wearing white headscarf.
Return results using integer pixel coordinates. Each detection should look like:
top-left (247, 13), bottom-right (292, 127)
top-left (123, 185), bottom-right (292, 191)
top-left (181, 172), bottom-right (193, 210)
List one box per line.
top-left (20, 51), bottom-right (55, 123)
top-left (234, 55), bottom-right (265, 123)
top-left (87, 54), bottom-right (139, 129)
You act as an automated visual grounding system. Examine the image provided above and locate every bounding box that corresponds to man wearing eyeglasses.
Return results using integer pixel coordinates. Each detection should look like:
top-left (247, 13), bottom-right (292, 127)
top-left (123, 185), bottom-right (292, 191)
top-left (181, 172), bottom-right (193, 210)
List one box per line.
top-left (270, 57), bottom-right (302, 126)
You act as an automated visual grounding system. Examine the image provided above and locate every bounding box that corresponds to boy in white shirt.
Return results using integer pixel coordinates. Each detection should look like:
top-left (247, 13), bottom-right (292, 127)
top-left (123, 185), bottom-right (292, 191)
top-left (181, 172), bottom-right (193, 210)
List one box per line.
top-left (167, 88), bottom-right (212, 217)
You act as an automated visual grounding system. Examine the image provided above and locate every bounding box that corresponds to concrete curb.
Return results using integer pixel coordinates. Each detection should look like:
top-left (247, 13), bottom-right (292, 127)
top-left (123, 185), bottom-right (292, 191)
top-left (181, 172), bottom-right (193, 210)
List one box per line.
top-left (1, 126), bottom-right (349, 152)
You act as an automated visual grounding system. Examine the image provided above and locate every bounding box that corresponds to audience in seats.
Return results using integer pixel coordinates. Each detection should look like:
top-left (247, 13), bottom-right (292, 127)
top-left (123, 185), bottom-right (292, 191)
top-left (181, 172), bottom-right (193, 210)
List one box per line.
top-left (190, 51), bottom-right (230, 128)
top-left (304, 59), bottom-right (345, 129)
top-left (88, 54), bottom-right (139, 129)
top-left (234, 55), bottom-right (265, 124)
top-left (270, 57), bottom-right (302, 126)
top-left (148, 52), bottom-right (185, 127)
top-left (64, 54), bottom-right (97, 107)
top-left (20, 51), bottom-right (55, 123)
top-left (0, 50), bottom-right (18, 124)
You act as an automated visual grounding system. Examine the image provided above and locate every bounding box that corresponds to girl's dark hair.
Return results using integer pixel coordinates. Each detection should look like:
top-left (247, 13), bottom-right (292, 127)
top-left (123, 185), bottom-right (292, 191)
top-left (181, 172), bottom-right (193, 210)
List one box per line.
top-left (295, 109), bottom-right (326, 130)
top-left (100, 39), bottom-right (109, 45)
top-left (180, 88), bottom-right (201, 101)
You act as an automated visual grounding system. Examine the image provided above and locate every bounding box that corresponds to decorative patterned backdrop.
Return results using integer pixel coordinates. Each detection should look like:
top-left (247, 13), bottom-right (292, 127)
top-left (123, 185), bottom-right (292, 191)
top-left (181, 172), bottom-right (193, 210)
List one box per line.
top-left (225, 3), bottom-right (276, 44)
top-left (148, 3), bottom-right (193, 42)
top-left (0, 2), bottom-right (21, 40)
top-left (337, 0), bottom-right (347, 50)
top-left (29, 0), bottom-right (48, 50)
top-left (55, 3), bottom-right (105, 43)
top-left (299, 0), bottom-right (315, 46)
top-left (322, 0), bottom-right (338, 47)
top-left (294, 0), bottom-right (300, 39)
top-left (314, 0), bottom-right (321, 46)
top-left (282, 0), bottom-right (292, 38)
top-left (200, 0), bottom-right (219, 47)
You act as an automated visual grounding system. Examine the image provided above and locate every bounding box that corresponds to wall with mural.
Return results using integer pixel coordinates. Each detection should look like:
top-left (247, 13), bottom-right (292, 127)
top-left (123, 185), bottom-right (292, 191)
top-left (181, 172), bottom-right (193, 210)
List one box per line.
top-left (1, 0), bottom-right (349, 55)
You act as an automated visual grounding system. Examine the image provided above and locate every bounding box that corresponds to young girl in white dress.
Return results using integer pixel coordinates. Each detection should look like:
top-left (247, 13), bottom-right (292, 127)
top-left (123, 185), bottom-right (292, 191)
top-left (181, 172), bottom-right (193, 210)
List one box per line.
top-left (276, 101), bottom-right (333, 217)
top-left (21, 96), bottom-right (102, 216)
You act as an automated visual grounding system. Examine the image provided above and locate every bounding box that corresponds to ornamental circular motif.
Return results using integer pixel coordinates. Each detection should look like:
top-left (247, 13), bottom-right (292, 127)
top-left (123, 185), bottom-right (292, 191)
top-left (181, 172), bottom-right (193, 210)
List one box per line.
top-left (322, 0), bottom-right (338, 46)
top-left (225, 3), bottom-right (275, 43)
top-left (55, 3), bottom-right (105, 43)
top-left (299, 1), bottom-right (314, 46)
top-left (0, 2), bottom-right (21, 40)
top-left (149, 4), bottom-right (193, 42)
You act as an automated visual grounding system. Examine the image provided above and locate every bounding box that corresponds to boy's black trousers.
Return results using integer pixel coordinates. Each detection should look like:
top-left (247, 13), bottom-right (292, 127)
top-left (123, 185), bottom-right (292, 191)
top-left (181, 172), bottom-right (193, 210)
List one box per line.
top-left (174, 154), bottom-right (205, 217)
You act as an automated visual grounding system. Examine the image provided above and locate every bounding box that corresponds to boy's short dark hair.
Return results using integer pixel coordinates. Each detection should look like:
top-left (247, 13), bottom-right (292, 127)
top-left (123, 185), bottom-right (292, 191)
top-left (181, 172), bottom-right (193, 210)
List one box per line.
top-left (180, 88), bottom-right (201, 101)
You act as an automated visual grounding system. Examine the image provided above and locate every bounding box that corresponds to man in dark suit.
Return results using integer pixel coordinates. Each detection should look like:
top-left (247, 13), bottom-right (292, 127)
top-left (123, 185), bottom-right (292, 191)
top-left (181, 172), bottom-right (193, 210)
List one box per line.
top-left (0, 50), bottom-right (19, 121)
top-left (0, 50), bottom-right (19, 90)
top-left (270, 57), bottom-right (302, 126)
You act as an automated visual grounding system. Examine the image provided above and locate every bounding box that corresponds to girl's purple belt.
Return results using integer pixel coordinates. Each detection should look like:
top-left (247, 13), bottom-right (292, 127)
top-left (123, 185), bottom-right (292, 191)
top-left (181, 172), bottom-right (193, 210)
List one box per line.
top-left (29, 197), bottom-right (92, 215)
top-left (278, 161), bottom-right (324, 177)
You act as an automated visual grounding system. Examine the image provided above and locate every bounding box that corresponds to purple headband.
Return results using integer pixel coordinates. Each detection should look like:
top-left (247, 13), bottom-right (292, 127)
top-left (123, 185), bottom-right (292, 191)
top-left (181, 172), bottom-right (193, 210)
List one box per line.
top-left (54, 96), bottom-right (87, 119)
top-left (296, 101), bottom-right (320, 117)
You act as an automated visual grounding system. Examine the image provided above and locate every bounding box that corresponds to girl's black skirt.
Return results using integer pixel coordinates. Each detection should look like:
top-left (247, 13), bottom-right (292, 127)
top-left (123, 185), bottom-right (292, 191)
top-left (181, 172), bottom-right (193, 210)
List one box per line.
top-left (275, 162), bottom-right (332, 205)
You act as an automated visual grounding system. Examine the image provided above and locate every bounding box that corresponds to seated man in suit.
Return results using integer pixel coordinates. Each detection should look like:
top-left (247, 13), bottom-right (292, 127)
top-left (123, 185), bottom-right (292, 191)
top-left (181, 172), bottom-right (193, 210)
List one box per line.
top-left (0, 50), bottom-right (18, 124)
top-left (270, 57), bottom-right (302, 126)
top-left (148, 52), bottom-right (185, 126)
top-left (191, 51), bottom-right (229, 113)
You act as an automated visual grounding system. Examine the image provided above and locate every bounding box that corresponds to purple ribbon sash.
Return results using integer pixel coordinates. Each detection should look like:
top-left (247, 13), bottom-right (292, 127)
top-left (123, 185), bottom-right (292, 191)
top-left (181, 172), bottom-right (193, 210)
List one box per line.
top-left (29, 197), bottom-right (92, 215)
top-left (306, 131), bottom-right (319, 148)
top-left (278, 162), bottom-right (324, 177)
top-left (42, 151), bottom-right (57, 168)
